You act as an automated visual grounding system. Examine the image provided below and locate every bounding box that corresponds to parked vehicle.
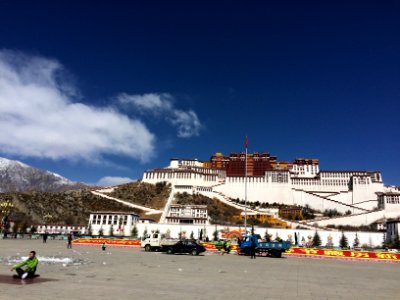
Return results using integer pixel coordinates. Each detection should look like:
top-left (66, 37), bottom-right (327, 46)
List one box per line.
top-left (240, 235), bottom-right (291, 258)
top-left (387, 249), bottom-right (399, 253)
top-left (162, 240), bottom-right (206, 256)
top-left (141, 233), bottom-right (178, 252)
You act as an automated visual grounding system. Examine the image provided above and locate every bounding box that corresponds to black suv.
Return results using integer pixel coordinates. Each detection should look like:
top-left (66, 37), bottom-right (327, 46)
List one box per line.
top-left (163, 240), bottom-right (206, 256)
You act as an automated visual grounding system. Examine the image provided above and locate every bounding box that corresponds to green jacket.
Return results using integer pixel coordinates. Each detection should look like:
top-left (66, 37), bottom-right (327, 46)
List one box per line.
top-left (15, 257), bottom-right (39, 271)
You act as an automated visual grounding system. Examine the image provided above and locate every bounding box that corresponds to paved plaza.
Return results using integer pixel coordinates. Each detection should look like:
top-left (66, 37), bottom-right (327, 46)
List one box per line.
top-left (0, 239), bottom-right (399, 300)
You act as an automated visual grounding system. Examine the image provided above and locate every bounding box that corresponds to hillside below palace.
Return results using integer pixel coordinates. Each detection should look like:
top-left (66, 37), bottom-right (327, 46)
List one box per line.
top-left (143, 152), bottom-right (400, 220)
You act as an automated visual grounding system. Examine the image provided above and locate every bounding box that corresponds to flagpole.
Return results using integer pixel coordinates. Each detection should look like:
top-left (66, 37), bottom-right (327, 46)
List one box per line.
top-left (244, 136), bottom-right (248, 236)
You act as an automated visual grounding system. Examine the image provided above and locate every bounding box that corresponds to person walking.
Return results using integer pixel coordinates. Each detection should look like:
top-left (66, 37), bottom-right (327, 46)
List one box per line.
top-left (42, 232), bottom-right (48, 243)
top-left (250, 236), bottom-right (257, 259)
top-left (11, 251), bottom-right (39, 279)
top-left (67, 233), bottom-right (73, 249)
top-left (224, 240), bottom-right (231, 254)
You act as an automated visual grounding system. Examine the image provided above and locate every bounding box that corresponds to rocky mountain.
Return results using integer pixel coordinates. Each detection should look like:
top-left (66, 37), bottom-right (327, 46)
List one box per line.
top-left (0, 189), bottom-right (141, 226)
top-left (0, 157), bottom-right (87, 192)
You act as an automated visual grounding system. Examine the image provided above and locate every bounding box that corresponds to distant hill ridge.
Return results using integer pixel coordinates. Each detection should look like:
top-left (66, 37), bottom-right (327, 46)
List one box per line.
top-left (0, 157), bottom-right (87, 192)
top-left (0, 189), bottom-right (141, 226)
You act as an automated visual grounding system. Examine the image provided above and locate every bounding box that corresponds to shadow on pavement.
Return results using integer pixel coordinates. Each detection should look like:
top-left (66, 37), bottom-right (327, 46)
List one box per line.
top-left (0, 274), bottom-right (58, 285)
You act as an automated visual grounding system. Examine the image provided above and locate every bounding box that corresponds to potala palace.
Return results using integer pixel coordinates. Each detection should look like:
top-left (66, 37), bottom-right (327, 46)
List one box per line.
top-left (143, 152), bottom-right (400, 227)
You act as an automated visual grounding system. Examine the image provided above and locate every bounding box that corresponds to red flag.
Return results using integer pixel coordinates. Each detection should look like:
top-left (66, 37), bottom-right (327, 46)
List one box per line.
top-left (245, 135), bottom-right (248, 148)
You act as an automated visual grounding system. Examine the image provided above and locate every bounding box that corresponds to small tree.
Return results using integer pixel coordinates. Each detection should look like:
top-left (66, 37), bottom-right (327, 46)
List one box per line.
top-left (131, 225), bottom-right (138, 239)
top-left (30, 225), bottom-right (37, 235)
top-left (166, 228), bottom-right (171, 239)
top-left (199, 229), bottom-right (203, 241)
top-left (339, 232), bottom-right (348, 249)
top-left (353, 233), bottom-right (360, 248)
top-left (313, 231), bottom-right (322, 247)
top-left (98, 226), bottom-right (104, 237)
top-left (142, 227), bottom-right (148, 240)
top-left (190, 231), bottom-right (194, 240)
top-left (264, 229), bottom-right (270, 242)
top-left (213, 229), bottom-right (219, 241)
top-left (275, 232), bottom-right (282, 242)
top-left (87, 224), bottom-right (93, 236)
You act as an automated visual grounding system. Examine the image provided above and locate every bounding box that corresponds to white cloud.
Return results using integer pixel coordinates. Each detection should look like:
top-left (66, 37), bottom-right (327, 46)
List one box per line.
top-left (96, 176), bottom-right (135, 187)
top-left (0, 50), bottom-right (155, 162)
top-left (117, 93), bottom-right (202, 138)
top-left (170, 110), bottom-right (201, 138)
top-left (118, 93), bottom-right (173, 114)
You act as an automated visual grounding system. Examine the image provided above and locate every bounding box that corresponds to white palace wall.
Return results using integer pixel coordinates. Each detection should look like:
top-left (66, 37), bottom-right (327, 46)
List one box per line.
top-left (134, 223), bottom-right (384, 248)
top-left (291, 190), bottom-right (365, 214)
top-left (214, 179), bottom-right (295, 206)
top-left (314, 210), bottom-right (400, 227)
top-left (352, 182), bottom-right (385, 206)
top-left (144, 171), bottom-right (218, 187)
top-left (214, 179), bottom-right (379, 213)
top-left (142, 167), bottom-right (387, 215)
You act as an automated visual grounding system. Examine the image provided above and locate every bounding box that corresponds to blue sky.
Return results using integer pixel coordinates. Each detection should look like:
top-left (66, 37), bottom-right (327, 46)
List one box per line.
top-left (0, 1), bottom-right (399, 186)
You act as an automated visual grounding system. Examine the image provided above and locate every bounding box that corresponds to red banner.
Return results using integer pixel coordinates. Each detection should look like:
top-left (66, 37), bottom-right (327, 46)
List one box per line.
top-left (73, 238), bottom-right (140, 247)
top-left (285, 247), bottom-right (400, 262)
top-left (72, 240), bottom-right (399, 261)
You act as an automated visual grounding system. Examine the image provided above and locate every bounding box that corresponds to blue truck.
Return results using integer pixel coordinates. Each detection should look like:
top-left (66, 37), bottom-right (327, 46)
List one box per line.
top-left (239, 235), bottom-right (291, 258)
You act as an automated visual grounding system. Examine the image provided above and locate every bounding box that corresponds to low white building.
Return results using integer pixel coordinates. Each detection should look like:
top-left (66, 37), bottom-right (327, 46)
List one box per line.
top-left (34, 224), bottom-right (87, 235)
top-left (88, 211), bottom-right (139, 236)
top-left (166, 204), bottom-right (208, 225)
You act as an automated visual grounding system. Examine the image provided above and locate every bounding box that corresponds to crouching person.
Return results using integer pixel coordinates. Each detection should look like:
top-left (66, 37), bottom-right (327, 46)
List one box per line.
top-left (11, 251), bottom-right (39, 279)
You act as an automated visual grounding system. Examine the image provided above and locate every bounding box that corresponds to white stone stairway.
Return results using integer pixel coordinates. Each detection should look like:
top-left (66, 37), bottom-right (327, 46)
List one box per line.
top-left (91, 190), bottom-right (163, 215)
top-left (159, 187), bottom-right (176, 223)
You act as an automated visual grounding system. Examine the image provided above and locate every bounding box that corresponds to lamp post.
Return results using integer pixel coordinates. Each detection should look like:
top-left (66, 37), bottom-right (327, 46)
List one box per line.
top-left (244, 136), bottom-right (248, 236)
